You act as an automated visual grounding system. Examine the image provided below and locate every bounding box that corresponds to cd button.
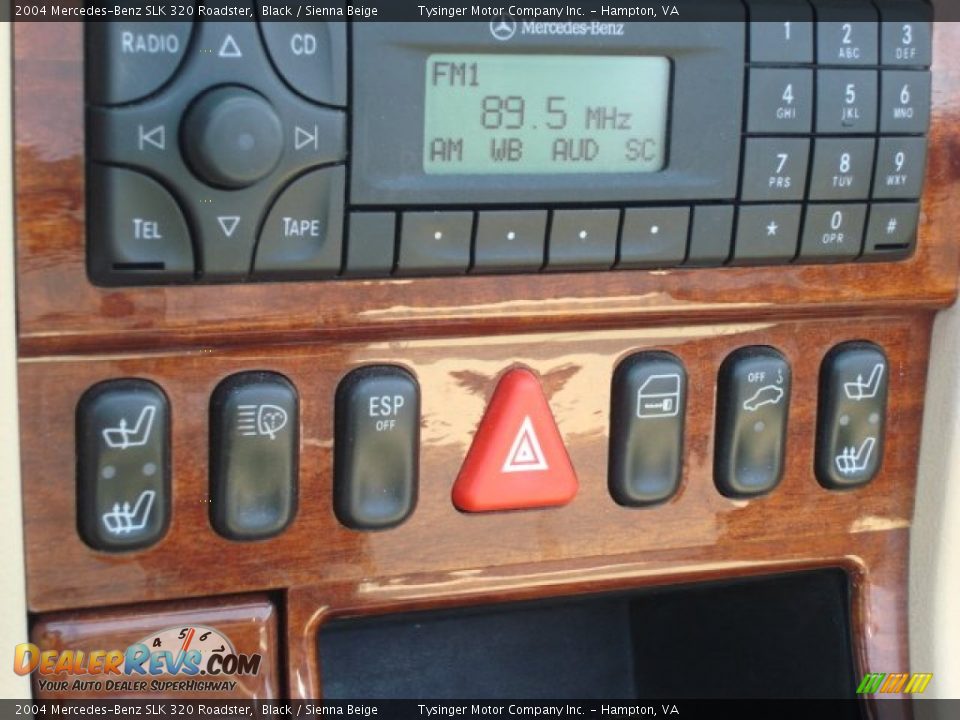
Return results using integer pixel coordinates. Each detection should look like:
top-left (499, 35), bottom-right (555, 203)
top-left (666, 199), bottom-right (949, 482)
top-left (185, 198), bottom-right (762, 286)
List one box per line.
top-left (546, 209), bottom-right (619, 271)
top-left (260, 22), bottom-right (347, 106)
top-left (473, 211), bottom-right (547, 273)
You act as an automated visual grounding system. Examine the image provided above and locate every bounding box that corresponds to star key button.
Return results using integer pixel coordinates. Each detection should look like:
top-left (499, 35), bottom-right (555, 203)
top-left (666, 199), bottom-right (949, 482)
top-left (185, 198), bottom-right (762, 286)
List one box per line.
top-left (733, 205), bottom-right (802, 265)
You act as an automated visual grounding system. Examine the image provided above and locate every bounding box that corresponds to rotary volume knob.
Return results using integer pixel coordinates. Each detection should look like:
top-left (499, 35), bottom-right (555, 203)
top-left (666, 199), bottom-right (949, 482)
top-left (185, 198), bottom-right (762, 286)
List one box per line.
top-left (181, 86), bottom-right (284, 189)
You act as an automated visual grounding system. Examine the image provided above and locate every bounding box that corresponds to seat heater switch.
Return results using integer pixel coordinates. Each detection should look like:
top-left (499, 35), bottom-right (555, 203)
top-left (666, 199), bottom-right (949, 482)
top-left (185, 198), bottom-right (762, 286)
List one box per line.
top-left (210, 372), bottom-right (299, 540)
top-left (334, 366), bottom-right (420, 530)
top-left (715, 347), bottom-right (792, 498)
top-left (77, 379), bottom-right (170, 552)
top-left (816, 342), bottom-right (889, 489)
top-left (609, 352), bottom-right (687, 506)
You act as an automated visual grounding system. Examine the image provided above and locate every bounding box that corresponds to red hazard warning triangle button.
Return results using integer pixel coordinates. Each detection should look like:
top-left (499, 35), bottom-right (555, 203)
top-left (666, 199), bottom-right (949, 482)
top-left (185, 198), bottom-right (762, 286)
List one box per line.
top-left (452, 368), bottom-right (579, 512)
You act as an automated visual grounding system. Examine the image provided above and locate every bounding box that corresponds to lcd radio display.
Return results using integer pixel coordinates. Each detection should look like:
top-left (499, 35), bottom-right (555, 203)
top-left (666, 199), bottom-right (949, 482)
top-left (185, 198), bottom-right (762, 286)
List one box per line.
top-left (423, 54), bottom-right (671, 175)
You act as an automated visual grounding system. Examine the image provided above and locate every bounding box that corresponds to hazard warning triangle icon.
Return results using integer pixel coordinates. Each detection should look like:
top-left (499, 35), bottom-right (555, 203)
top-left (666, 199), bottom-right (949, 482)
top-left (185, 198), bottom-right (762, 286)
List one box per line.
top-left (452, 368), bottom-right (578, 512)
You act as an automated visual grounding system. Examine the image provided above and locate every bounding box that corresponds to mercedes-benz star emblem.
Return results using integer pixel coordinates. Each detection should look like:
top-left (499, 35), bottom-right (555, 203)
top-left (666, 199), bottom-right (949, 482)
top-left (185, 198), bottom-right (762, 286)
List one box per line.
top-left (490, 20), bottom-right (517, 41)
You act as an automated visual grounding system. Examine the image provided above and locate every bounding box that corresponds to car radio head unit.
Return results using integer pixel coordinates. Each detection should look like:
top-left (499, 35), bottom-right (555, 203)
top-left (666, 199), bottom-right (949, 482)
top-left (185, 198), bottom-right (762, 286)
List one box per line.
top-left (351, 22), bottom-right (743, 205)
top-left (84, 8), bottom-right (933, 285)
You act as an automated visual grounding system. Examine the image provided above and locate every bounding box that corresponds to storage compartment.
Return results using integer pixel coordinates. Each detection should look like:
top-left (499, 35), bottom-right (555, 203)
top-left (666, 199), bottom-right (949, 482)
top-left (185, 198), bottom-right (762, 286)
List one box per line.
top-left (319, 569), bottom-right (857, 699)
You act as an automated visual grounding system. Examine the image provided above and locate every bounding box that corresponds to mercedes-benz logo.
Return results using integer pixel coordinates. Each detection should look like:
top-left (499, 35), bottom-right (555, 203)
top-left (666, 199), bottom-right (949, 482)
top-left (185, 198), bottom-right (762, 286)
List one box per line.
top-left (490, 20), bottom-right (517, 41)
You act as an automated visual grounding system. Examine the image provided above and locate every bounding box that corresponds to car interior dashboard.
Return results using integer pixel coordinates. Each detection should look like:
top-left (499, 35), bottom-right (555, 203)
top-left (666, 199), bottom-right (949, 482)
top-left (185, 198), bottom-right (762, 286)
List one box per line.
top-left (3, 0), bottom-right (960, 706)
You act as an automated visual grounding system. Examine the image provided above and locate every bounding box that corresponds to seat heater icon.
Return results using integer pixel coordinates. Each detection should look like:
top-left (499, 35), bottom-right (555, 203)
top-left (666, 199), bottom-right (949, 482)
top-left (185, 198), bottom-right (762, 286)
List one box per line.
top-left (101, 405), bottom-right (157, 450)
top-left (101, 489), bottom-right (156, 536)
top-left (835, 437), bottom-right (877, 476)
top-left (636, 374), bottom-right (682, 418)
top-left (236, 404), bottom-right (288, 440)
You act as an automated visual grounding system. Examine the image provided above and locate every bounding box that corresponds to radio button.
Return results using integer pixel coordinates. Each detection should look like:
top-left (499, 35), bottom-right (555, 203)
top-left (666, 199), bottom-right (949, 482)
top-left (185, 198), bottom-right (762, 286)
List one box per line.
top-left (86, 22), bottom-right (193, 105)
top-left (815, 1), bottom-right (879, 66)
top-left (547, 210), bottom-right (619, 271)
top-left (345, 213), bottom-right (396, 277)
top-left (741, 138), bottom-right (810, 202)
top-left (733, 205), bottom-right (801, 265)
top-left (253, 166), bottom-right (345, 279)
top-left (880, 70), bottom-right (931, 134)
top-left (816, 70), bottom-right (878, 134)
top-left (749, 1), bottom-right (814, 64)
top-left (474, 211), bottom-right (547, 274)
top-left (618, 207), bottom-right (690, 269)
top-left (799, 204), bottom-right (867, 261)
top-left (873, 136), bottom-right (927, 200)
top-left (863, 202), bottom-right (919, 260)
top-left (686, 206), bottom-right (734, 267)
top-left (809, 138), bottom-right (875, 201)
top-left (747, 69), bottom-right (813, 134)
top-left (398, 211), bottom-right (473, 275)
top-left (879, 5), bottom-right (932, 66)
top-left (260, 22), bottom-right (347, 107)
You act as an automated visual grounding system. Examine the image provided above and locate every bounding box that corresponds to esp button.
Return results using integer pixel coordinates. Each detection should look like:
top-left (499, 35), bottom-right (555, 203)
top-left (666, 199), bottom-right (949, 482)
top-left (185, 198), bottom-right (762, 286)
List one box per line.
top-left (334, 366), bottom-right (420, 530)
top-left (77, 380), bottom-right (170, 552)
top-left (609, 352), bottom-right (687, 506)
top-left (715, 347), bottom-right (792, 498)
top-left (210, 372), bottom-right (299, 541)
top-left (816, 343), bottom-right (889, 488)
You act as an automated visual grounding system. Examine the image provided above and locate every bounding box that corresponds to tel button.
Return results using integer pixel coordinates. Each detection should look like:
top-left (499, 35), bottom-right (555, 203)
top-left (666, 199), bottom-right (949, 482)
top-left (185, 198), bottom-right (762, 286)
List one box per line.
top-left (254, 166), bottom-right (345, 279)
top-left (76, 380), bottom-right (170, 552)
top-left (609, 352), bottom-right (687, 506)
top-left (87, 165), bottom-right (194, 285)
top-left (260, 22), bottom-right (347, 107)
top-left (334, 366), bottom-right (420, 530)
top-left (452, 369), bottom-right (578, 513)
